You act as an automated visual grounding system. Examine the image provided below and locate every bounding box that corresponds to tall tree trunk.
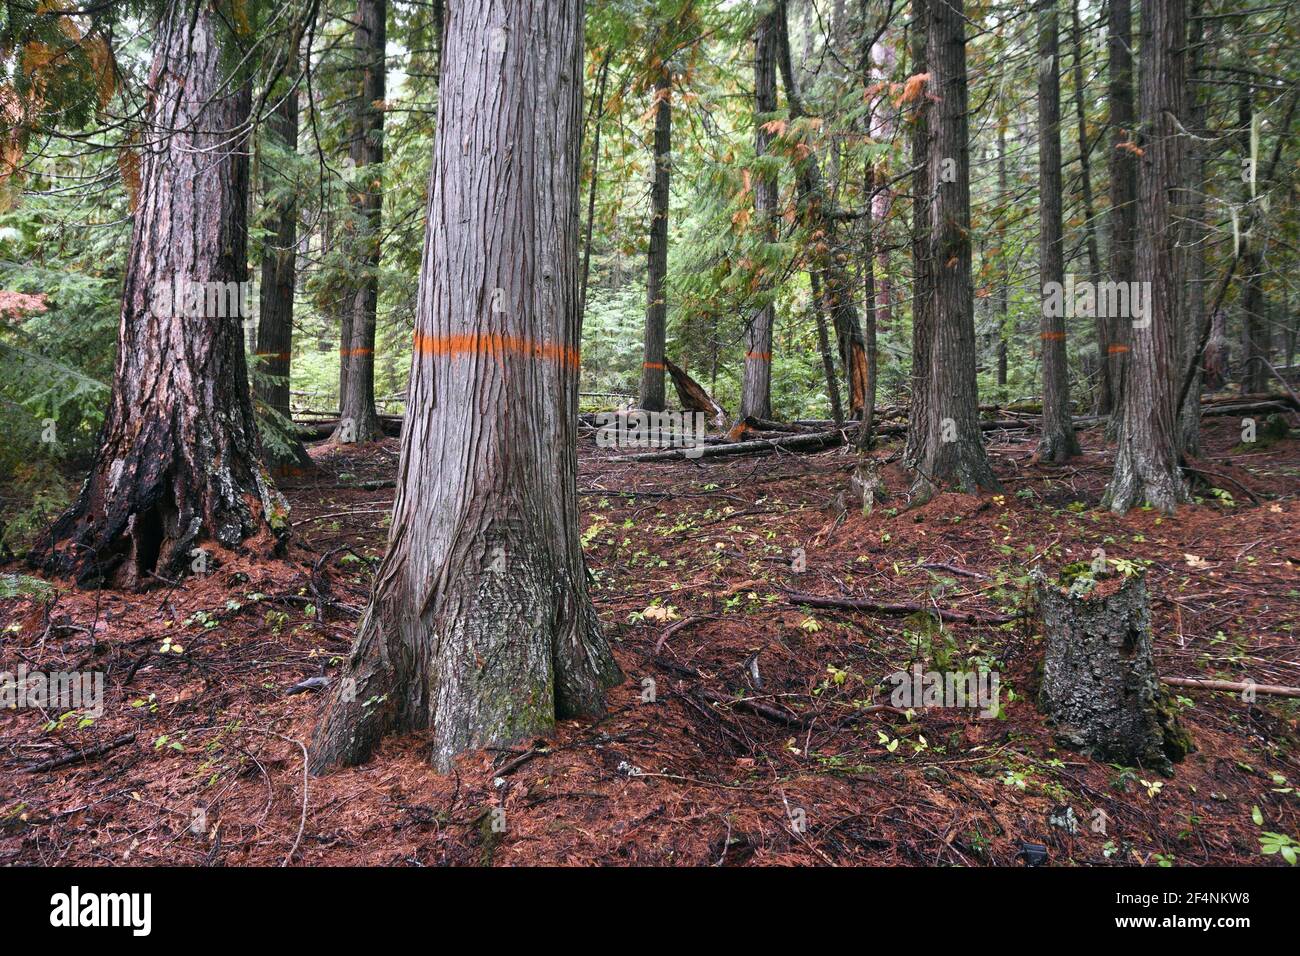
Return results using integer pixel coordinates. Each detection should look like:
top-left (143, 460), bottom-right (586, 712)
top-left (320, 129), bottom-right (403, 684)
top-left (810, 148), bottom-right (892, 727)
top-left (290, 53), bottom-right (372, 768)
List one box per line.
top-left (1070, 0), bottom-right (1108, 413)
top-left (639, 67), bottom-right (672, 412)
top-left (811, 271), bottom-right (845, 425)
top-left (741, 8), bottom-right (779, 420)
top-left (1238, 88), bottom-right (1269, 395)
top-left (309, 0), bottom-right (621, 774)
top-left (909, 0), bottom-right (999, 497)
top-left (1036, 0), bottom-right (1079, 461)
top-left (35, 3), bottom-right (277, 587)
top-left (255, 57), bottom-right (312, 474)
top-left (904, 0), bottom-right (931, 465)
top-left (1104, 0), bottom-right (1137, 439)
top-left (775, 0), bottom-right (869, 419)
top-left (995, 124), bottom-right (1009, 396)
top-left (579, 50), bottom-right (611, 321)
top-left (1102, 0), bottom-right (1189, 513)
top-left (1177, 0), bottom-right (1207, 456)
top-left (867, 14), bottom-right (897, 356)
top-left (333, 0), bottom-right (386, 444)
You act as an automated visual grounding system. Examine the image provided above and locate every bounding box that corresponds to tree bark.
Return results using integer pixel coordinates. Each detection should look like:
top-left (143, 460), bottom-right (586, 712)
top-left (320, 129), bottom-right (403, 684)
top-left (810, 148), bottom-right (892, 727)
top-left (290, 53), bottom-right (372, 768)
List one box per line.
top-left (909, 0), bottom-right (999, 497)
top-left (255, 56), bottom-right (312, 474)
top-left (1036, 0), bottom-right (1079, 462)
top-left (740, 7), bottom-right (779, 421)
top-left (309, 0), bottom-right (621, 775)
top-left (1070, 0), bottom-right (1108, 414)
top-left (1037, 569), bottom-right (1189, 774)
top-left (995, 123), bottom-right (1009, 395)
top-left (1104, 0), bottom-right (1137, 439)
top-left (1102, 0), bottom-right (1190, 513)
top-left (1177, 0), bottom-right (1207, 456)
top-left (774, 0), bottom-right (869, 419)
top-left (639, 66), bottom-right (672, 412)
top-left (35, 2), bottom-right (278, 588)
top-left (579, 49), bottom-right (611, 321)
top-left (1238, 88), bottom-right (1269, 395)
top-left (811, 272), bottom-right (844, 425)
top-left (333, 0), bottom-right (386, 444)
top-left (904, 0), bottom-right (931, 466)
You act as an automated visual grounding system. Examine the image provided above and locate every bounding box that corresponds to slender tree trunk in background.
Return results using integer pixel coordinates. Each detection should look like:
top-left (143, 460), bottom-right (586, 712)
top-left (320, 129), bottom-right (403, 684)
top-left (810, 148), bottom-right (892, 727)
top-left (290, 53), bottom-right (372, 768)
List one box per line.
top-left (1102, 0), bottom-right (1189, 514)
top-left (995, 124), bottom-right (1009, 395)
top-left (1177, 0), bottom-right (1207, 456)
top-left (36, 4), bottom-right (277, 587)
top-left (640, 67), bottom-right (672, 412)
top-left (867, 15), bottom-right (897, 347)
top-left (1105, 0), bottom-right (1137, 439)
top-left (904, 0), bottom-right (931, 466)
top-left (861, 1), bottom-right (892, 450)
top-left (256, 59), bottom-right (312, 474)
top-left (1205, 307), bottom-right (1229, 389)
top-left (1036, 0), bottom-right (1079, 461)
top-left (774, 0), bottom-right (868, 419)
top-left (860, 198), bottom-right (878, 449)
top-left (310, 0), bottom-right (621, 774)
top-left (811, 270), bottom-right (845, 425)
top-left (1070, 0), bottom-right (1108, 413)
top-left (741, 8), bottom-right (779, 420)
top-left (1238, 89), bottom-right (1269, 395)
top-left (580, 50), bottom-right (611, 321)
top-left (911, 0), bottom-right (999, 497)
top-left (333, 0), bottom-right (386, 444)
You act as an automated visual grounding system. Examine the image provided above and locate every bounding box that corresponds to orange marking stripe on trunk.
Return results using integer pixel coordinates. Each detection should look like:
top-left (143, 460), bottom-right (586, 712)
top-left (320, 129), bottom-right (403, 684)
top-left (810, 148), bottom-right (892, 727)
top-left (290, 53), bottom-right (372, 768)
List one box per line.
top-left (1040, 331), bottom-right (1066, 341)
top-left (413, 331), bottom-right (580, 369)
top-left (745, 351), bottom-right (772, 361)
top-left (642, 361), bottom-right (665, 370)
top-left (1107, 344), bottom-right (1130, 354)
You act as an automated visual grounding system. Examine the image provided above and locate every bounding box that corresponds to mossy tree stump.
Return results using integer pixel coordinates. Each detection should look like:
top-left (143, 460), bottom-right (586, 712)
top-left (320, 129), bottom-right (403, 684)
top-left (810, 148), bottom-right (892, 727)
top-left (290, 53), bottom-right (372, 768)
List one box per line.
top-left (1035, 567), bottom-right (1190, 775)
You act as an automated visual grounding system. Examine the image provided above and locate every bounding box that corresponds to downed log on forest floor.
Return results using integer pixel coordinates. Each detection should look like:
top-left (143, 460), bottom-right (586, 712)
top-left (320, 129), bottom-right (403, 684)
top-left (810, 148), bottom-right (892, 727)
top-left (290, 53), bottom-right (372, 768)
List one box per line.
top-left (293, 416), bottom-right (403, 440)
top-left (605, 427), bottom-right (851, 462)
top-left (781, 590), bottom-right (1023, 625)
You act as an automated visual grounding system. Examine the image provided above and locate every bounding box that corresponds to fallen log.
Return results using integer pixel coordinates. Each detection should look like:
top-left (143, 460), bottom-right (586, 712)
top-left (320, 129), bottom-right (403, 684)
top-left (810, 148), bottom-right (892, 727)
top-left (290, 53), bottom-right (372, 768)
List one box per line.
top-left (1161, 677), bottom-right (1300, 699)
top-left (782, 590), bottom-right (1022, 625)
top-left (606, 427), bottom-right (852, 462)
top-left (295, 416), bottom-right (403, 440)
top-left (25, 733), bottom-right (135, 773)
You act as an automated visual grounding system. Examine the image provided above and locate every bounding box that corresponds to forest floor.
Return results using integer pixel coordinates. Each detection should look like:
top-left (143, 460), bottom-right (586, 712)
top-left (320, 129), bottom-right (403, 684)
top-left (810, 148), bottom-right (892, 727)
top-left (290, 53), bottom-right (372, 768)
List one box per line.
top-left (2, 412), bottom-right (1298, 866)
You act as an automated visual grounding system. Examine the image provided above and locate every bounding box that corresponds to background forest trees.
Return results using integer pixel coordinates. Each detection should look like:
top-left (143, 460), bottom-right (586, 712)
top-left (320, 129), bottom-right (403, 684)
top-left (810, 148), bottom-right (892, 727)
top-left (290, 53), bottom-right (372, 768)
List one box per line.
top-left (1, 0), bottom-right (1298, 551)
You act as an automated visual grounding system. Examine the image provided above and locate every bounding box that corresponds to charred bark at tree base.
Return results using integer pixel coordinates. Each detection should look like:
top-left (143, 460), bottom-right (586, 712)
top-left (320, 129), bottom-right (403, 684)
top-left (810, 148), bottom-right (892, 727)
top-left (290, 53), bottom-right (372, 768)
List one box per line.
top-left (1036, 569), bottom-right (1191, 775)
top-left (32, 4), bottom-right (280, 588)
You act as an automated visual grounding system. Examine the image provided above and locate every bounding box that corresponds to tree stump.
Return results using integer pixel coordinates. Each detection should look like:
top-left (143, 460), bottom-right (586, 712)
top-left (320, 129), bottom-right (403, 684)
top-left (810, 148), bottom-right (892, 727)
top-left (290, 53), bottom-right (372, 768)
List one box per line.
top-left (1035, 568), bottom-right (1190, 775)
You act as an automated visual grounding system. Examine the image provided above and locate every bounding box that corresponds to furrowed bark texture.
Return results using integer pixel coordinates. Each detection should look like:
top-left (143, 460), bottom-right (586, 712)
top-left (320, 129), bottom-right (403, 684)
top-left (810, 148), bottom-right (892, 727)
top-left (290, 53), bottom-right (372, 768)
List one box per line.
top-left (740, 8), bottom-right (779, 421)
top-left (1037, 571), bottom-right (1189, 774)
top-left (309, 0), bottom-right (621, 774)
top-left (639, 67), bottom-right (671, 413)
top-left (1035, 0), bottom-right (1079, 461)
top-left (1102, 0), bottom-right (1189, 513)
top-left (333, 0), bottom-right (386, 444)
top-left (255, 60), bottom-right (312, 473)
top-left (910, 0), bottom-right (999, 496)
top-left (35, 3), bottom-right (276, 587)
